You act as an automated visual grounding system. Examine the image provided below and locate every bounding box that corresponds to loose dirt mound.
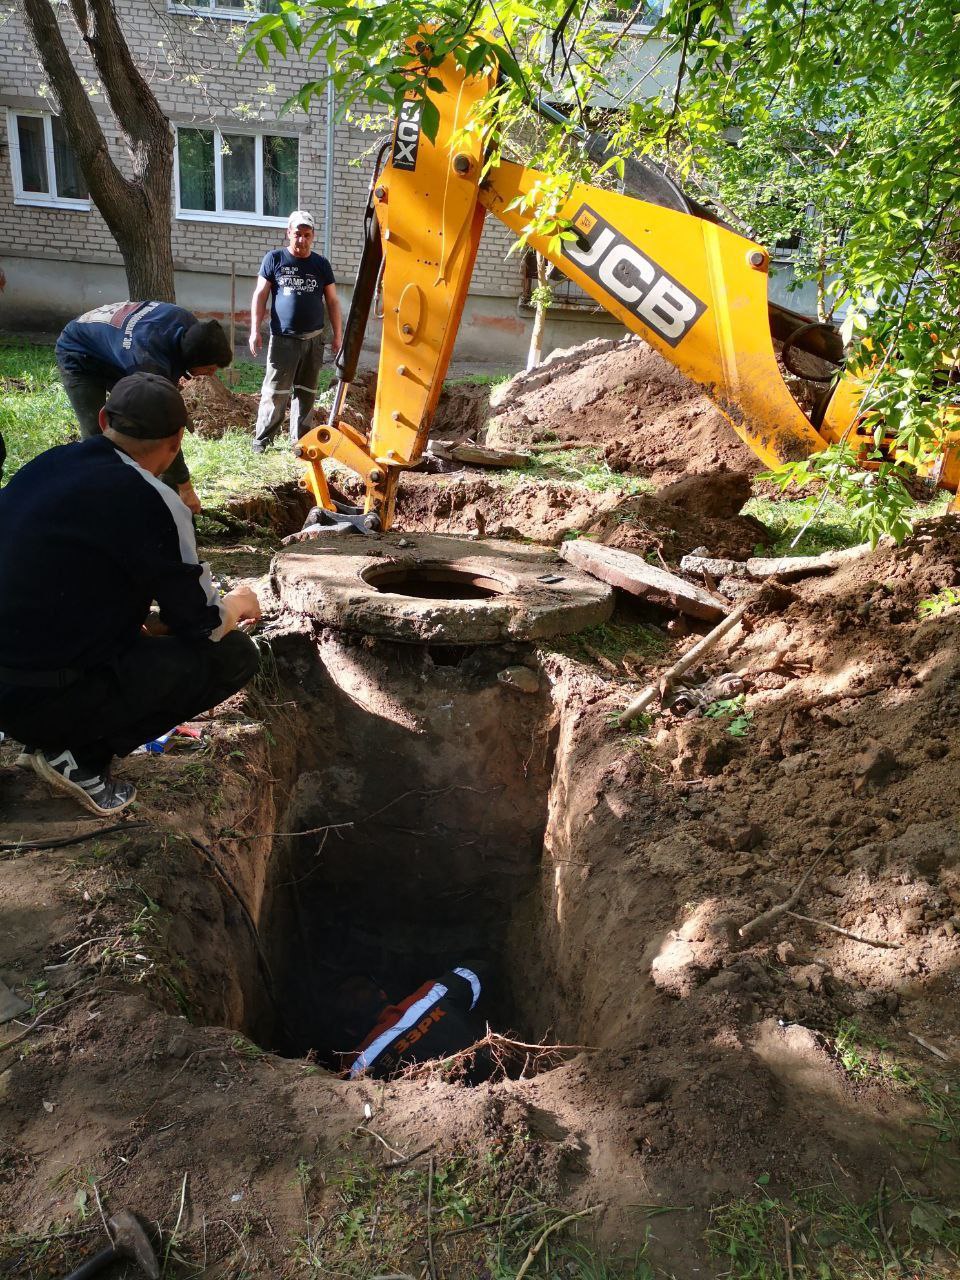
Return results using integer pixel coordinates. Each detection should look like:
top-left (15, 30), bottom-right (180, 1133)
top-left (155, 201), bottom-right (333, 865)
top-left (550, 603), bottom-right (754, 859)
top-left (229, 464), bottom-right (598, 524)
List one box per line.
top-left (181, 374), bottom-right (259, 438)
top-left (484, 335), bottom-right (764, 483)
top-left (392, 472), bottom-right (768, 559)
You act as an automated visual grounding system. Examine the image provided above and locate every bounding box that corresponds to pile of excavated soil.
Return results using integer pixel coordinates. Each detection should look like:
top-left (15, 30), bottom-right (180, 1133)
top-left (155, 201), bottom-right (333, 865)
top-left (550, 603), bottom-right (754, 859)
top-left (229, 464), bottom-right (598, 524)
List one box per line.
top-left (4, 508), bottom-right (960, 1276)
top-left (484, 335), bottom-right (768, 484)
top-left (391, 470), bottom-right (768, 559)
top-left (180, 371), bottom-right (379, 440)
top-left (181, 374), bottom-right (259, 438)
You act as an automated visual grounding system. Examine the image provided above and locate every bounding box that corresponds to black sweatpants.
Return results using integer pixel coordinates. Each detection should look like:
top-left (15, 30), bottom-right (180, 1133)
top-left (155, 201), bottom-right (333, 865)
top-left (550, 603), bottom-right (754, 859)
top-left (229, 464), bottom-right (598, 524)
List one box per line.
top-left (0, 631), bottom-right (259, 772)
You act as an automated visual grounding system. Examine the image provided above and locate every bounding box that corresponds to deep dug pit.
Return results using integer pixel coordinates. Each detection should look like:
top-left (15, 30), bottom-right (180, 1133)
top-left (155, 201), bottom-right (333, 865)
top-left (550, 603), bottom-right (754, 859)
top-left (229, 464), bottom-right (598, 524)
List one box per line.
top-left (5, 518), bottom-right (960, 1277)
top-left (245, 534), bottom-right (614, 1065)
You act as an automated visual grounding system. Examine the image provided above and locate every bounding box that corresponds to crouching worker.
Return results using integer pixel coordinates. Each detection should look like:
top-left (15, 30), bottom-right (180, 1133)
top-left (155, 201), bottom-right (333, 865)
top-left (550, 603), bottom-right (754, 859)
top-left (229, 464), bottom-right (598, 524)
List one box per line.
top-left (342, 967), bottom-right (491, 1083)
top-left (0, 373), bottom-right (261, 816)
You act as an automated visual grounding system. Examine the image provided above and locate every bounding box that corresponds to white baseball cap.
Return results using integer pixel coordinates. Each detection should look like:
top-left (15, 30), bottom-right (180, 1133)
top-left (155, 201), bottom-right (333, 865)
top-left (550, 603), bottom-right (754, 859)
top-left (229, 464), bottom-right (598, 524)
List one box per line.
top-left (288, 209), bottom-right (315, 230)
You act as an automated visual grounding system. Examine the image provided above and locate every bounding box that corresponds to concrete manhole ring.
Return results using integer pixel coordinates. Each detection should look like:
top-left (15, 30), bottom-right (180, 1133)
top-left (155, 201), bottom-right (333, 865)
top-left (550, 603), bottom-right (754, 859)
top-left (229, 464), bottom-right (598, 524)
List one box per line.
top-left (271, 532), bottom-right (615, 644)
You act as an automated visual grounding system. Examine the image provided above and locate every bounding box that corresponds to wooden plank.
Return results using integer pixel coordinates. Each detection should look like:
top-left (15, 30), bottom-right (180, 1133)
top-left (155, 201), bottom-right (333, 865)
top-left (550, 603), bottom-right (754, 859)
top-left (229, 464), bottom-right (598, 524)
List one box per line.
top-left (450, 442), bottom-right (532, 468)
top-left (559, 540), bottom-right (729, 620)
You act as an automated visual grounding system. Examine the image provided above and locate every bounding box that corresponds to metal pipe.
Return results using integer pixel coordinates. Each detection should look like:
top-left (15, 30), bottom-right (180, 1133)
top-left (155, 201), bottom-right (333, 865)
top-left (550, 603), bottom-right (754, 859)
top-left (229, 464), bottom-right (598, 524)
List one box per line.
top-left (228, 261), bottom-right (236, 386)
top-left (323, 78), bottom-right (335, 260)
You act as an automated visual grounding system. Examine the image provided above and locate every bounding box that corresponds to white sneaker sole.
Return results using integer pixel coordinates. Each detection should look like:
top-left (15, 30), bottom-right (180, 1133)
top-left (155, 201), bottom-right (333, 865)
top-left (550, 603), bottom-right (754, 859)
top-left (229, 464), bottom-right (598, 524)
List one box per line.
top-left (31, 754), bottom-right (136, 817)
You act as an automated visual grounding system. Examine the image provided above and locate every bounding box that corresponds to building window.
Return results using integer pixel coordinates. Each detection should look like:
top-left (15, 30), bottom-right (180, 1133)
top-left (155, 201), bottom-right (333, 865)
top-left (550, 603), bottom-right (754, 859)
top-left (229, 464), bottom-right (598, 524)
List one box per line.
top-left (601, 0), bottom-right (664, 29)
top-left (7, 110), bottom-right (90, 209)
top-left (168, 0), bottom-right (280, 18)
top-left (175, 126), bottom-right (298, 224)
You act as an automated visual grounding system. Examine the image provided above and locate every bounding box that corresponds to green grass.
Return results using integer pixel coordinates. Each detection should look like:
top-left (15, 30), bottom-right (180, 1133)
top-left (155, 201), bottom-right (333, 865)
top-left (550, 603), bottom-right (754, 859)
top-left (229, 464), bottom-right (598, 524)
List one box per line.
top-left (708, 1179), bottom-right (960, 1280)
top-left (0, 343), bottom-right (302, 502)
top-left (832, 1019), bottom-right (960, 1165)
top-left (550, 620), bottom-right (669, 671)
top-left (0, 340), bottom-right (74, 478)
top-left (501, 446), bottom-right (656, 495)
top-left (446, 369), bottom-right (513, 388)
top-left (291, 1149), bottom-right (645, 1280)
top-left (182, 427), bottom-right (301, 506)
top-left (706, 1025), bottom-right (960, 1278)
top-left (744, 490), bottom-right (952, 556)
top-left (226, 359), bottom-right (337, 398)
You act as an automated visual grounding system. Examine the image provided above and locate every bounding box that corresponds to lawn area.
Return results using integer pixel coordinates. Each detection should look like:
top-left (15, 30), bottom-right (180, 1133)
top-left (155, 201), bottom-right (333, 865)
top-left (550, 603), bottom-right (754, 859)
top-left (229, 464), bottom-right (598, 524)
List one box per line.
top-left (744, 489), bottom-right (951, 556)
top-left (0, 342), bottom-right (306, 505)
top-left (0, 340), bottom-right (952, 547)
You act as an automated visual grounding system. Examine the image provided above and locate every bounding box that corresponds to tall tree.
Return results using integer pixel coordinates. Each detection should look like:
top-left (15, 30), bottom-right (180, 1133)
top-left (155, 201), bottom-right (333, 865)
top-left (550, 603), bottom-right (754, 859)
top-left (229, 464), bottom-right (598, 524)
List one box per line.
top-left (17, 0), bottom-right (176, 300)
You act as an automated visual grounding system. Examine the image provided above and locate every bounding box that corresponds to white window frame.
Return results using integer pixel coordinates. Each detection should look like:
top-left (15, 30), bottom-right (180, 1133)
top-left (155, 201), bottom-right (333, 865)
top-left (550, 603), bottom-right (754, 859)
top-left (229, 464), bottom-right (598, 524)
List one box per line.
top-left (167, 0), bottom-right (275, 20)
top-left (7, 109), bottom-right (91, 210)
top-left (174, 125), bottom-right (298, 227)
top-left (599, 0), bottom-right (665, 34)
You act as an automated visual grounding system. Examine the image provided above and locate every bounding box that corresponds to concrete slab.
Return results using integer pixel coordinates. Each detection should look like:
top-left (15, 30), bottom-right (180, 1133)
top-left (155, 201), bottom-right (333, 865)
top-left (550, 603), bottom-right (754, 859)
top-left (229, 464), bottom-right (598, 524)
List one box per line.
top-left (560, 540), bottom-right (729, 621)
top-left (271, 533), bottom-right (614, 644)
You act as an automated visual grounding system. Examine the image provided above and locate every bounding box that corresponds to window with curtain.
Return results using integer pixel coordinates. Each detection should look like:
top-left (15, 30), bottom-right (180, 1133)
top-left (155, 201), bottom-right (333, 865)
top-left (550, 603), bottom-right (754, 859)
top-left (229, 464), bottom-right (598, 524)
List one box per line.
top-left (176, 126), bottom-right (299, 223)
top-left (7, 110), bottom-right (90, 208)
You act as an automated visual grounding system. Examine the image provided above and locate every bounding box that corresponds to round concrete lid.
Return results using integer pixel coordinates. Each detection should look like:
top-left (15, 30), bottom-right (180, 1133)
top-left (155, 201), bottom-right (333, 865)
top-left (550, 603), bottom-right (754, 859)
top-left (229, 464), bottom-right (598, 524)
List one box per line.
top-left (272, 533), bottom-right (614, 644)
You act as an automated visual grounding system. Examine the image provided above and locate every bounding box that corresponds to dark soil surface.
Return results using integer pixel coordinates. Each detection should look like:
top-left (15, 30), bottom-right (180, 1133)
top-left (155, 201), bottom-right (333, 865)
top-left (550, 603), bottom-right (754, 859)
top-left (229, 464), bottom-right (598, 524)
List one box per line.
top-left (3, 340), bottom-right (960, 1279)
top-left (483, 336), bottom-right (764, 483)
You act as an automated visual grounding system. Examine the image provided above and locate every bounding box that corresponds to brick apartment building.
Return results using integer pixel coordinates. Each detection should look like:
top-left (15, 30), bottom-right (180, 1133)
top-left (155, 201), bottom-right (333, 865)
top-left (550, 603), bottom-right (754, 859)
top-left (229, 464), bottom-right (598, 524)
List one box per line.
top-left (0, 0), bottom-right (645, 363)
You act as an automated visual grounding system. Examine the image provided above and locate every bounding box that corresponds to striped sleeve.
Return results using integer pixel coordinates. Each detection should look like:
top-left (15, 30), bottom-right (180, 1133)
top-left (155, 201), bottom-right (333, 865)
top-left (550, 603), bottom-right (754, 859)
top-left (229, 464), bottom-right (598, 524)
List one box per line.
top-left (117, 451), bottom-right (227, 638)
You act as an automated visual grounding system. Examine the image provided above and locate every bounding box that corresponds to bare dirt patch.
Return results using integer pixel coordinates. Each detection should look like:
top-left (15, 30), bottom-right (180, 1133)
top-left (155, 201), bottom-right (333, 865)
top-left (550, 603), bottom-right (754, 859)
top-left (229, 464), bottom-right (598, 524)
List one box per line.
top-left (181, 374), bottom-right (259, 438)
top-left (484, 336), bottom-right (764, 484)
top-left (390, 472), bottom-right (768, 560)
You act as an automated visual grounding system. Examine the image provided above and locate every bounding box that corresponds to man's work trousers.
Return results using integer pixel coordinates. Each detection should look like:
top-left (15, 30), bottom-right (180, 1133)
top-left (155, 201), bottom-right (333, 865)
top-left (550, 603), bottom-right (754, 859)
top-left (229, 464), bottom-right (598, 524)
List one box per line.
top-left (0, 631), bottom-right (259, 773)
top-left (57, 360), bottom-right (190, 489)
top-left (254, 333), bottom-right (324, 448)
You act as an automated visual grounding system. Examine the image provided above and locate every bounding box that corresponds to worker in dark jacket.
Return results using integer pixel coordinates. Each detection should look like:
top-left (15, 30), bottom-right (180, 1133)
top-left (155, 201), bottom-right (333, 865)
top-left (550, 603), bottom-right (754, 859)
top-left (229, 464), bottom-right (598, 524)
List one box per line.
top-left (0, 373), bottom-right (261, 816)
top-left (343, 967), bottom-right (488, 1081)
top-left (55, 301), bottom-right (233, 514)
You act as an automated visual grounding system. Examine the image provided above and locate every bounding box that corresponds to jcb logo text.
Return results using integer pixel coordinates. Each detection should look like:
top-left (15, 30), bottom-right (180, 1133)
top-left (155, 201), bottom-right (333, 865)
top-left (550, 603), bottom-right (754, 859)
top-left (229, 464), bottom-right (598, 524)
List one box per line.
top-left (392, 100), bottom-right (422, 172)
top-left (563, 205), bottom-right (706, 347)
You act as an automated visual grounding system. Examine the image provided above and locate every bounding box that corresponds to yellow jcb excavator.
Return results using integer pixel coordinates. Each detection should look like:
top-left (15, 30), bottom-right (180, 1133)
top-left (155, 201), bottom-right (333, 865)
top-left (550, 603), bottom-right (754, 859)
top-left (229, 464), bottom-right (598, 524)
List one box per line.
top-left (294, 44), bottom-right (960, 532)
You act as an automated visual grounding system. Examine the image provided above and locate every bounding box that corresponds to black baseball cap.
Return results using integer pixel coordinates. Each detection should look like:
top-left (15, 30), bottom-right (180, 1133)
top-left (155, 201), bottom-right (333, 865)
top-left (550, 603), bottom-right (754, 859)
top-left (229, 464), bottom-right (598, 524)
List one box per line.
top-left (104, 372), bottom-right (192, 439)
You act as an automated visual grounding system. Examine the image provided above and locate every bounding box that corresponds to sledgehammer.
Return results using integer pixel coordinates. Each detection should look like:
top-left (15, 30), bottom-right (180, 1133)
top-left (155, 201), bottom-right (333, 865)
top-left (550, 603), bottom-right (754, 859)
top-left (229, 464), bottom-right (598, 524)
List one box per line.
top-left (61, 1209), bottom-right (159, 1280)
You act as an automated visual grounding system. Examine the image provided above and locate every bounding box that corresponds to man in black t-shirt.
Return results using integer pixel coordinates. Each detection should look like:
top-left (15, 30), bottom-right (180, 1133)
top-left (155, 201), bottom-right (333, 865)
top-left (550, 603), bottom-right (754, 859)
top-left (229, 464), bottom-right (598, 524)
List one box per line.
top-left (248, 210), bottom-right (343, 453)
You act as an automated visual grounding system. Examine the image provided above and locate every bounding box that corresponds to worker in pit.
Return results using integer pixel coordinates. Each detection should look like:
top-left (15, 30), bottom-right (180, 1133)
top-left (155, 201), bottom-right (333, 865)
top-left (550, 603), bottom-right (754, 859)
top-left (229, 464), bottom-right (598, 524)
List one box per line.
top-left (0, 373), bottom-right (261, 816)
top-left (336, 967), bottom-right (492, 1082)
top-left (55, 301), bottom-right (234, 514)
top-left (248, 209), bottom-right (343, 454)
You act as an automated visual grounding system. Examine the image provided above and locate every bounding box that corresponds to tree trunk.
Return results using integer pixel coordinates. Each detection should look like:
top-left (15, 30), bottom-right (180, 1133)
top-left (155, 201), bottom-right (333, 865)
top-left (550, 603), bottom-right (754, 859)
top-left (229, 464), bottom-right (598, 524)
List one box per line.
top-left (526, 253), bottom-right (551, 371)
top-left (17, 0), bottom-right (176, 301)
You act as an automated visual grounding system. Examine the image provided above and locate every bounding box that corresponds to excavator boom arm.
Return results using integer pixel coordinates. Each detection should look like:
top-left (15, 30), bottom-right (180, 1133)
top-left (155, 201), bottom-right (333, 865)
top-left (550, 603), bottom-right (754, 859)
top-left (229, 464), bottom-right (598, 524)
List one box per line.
top-left (295, 47), bottom-right (959, 529)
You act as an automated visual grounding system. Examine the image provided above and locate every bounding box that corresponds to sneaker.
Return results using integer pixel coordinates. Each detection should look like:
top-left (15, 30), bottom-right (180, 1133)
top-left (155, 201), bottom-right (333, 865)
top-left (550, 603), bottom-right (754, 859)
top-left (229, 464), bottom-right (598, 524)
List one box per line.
top-left (32, 749), bottom-right (136, 816)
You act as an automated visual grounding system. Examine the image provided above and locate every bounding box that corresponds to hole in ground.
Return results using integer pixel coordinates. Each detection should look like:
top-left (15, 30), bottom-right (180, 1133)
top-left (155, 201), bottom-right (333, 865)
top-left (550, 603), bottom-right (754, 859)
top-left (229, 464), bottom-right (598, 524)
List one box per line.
top-left (360, 562), bottom-right (507, 600)
top-left (249, 633), bottom-right (558, 1077)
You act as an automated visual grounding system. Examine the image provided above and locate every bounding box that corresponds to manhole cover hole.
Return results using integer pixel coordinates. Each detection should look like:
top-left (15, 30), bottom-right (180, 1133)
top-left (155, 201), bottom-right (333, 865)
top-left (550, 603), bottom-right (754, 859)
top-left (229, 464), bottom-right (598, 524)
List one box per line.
top-left (361, 562), bottom-right (505, 600)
